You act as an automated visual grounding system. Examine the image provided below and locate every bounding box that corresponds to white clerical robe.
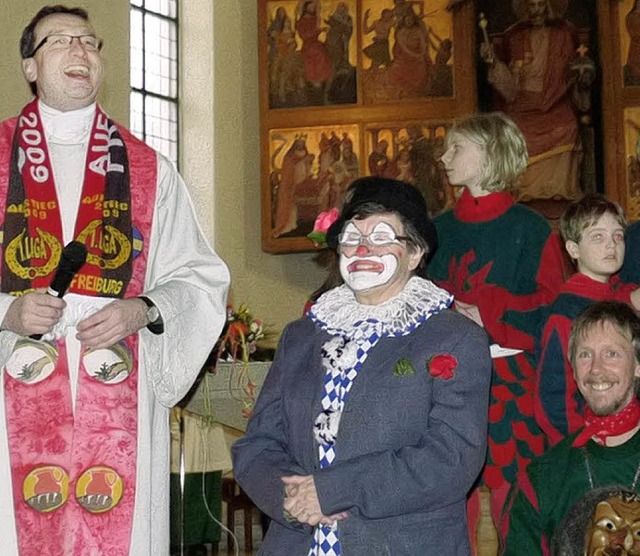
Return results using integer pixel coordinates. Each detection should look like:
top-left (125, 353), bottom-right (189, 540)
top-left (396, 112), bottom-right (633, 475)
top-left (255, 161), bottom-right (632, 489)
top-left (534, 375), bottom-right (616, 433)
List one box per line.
top-left (0, 102), bottom-right (230, 555)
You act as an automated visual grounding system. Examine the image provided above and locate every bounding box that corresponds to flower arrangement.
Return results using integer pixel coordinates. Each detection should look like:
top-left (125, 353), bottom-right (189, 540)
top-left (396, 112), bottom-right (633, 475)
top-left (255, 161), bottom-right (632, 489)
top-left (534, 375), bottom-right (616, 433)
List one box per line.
top-left (212, 304), bottom-right (268, 418)
top-left (307, 208), bottom-right (340, 248)
top-left (216, 304), bottom-right (265, 363)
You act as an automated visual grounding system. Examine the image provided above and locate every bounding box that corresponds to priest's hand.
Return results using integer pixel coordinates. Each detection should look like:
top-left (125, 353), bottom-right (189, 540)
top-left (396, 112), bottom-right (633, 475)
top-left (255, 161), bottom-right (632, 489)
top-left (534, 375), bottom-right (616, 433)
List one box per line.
top-left (76, 298), bottom-right (148, 348)
top-left (282, 475), bottom-right (349, 526)
top-left (1, 290), bottom-right (65, 337)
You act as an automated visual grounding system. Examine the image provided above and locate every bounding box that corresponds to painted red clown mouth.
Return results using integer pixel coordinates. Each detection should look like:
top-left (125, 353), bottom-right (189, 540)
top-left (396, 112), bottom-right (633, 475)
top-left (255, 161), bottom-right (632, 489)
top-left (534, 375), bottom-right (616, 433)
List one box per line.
top-left (347, 260), bottom-right (385, 273)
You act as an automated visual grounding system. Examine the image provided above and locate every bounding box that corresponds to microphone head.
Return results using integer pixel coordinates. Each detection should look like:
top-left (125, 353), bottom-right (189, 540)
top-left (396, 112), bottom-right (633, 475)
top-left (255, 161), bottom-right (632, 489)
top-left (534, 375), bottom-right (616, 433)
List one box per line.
top-left (61, 241), bottom-right (88, 273)
top-left (47, 241), bottom-right (88, 297)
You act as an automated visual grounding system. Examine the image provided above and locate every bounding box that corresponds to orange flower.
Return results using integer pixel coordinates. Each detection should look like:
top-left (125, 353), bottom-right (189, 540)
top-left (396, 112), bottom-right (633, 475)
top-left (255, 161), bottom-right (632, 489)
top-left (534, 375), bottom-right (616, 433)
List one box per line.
top-left (227, 321), bottom-right (249, 339)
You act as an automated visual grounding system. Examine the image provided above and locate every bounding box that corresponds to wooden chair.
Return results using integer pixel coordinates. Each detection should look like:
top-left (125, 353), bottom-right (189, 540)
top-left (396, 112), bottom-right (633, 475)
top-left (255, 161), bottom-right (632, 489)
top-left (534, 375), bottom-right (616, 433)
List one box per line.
top-left (221, 477), bottom-right (269, 552)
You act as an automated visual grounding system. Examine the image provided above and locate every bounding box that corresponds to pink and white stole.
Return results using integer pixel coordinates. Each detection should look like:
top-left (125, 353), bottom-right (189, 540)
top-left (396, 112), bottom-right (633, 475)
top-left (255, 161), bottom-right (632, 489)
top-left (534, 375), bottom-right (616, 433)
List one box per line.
top-left (0, 98), bottom-right (157, 555)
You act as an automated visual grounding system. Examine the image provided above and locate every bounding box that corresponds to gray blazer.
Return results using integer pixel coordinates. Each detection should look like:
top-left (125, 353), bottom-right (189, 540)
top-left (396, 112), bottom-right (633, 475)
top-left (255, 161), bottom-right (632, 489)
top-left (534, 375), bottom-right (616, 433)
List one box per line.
top-left (232, 308), bottom-right (491, 555)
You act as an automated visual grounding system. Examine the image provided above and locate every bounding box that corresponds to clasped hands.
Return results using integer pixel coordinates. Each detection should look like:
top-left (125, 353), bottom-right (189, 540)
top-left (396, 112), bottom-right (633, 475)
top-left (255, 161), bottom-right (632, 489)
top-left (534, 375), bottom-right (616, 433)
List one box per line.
top-left (282, 475), bottom-right (348, 527)
top-left (1, 291), bottom-right (149, 349)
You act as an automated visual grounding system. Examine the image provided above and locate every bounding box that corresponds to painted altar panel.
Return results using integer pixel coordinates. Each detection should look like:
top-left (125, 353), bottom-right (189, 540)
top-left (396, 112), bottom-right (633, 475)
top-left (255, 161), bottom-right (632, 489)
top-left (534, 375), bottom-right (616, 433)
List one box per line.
top-left (260, 0), bottom-right (475, 253)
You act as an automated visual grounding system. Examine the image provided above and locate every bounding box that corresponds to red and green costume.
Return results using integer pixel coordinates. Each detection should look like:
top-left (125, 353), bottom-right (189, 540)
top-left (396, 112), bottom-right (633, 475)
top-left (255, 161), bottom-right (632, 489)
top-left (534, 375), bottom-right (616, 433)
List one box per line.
top-left (534, 273), bottom-right (637, 445)
top-left (429, 189), bottom-right (565, 489)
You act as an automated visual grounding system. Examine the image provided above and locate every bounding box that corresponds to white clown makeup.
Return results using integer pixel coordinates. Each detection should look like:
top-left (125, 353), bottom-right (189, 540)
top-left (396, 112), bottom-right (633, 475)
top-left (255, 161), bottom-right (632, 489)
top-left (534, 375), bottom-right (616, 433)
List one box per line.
top-left (338, 216), bottom-right (423, 305)
top-left (340, 250), bottom-right (398, 292)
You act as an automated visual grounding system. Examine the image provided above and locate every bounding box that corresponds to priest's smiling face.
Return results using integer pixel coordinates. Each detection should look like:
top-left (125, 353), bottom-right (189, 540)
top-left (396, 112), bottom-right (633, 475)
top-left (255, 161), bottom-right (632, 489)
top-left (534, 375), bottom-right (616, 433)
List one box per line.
top-left (22, 13), bottom-right (104, 112)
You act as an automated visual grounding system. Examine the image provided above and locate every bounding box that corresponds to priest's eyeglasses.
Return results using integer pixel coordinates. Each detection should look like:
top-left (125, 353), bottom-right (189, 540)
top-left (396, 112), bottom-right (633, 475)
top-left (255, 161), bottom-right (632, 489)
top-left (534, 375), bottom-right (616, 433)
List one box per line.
top-left (29, 34), bottom-right (103, 57)
top-left (338, 230), bottom-right (410, 247)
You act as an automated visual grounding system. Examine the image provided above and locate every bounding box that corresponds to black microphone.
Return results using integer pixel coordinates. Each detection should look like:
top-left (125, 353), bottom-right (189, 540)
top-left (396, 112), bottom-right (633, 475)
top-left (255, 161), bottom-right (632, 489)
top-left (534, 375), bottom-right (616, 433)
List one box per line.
top-left (31, 241), bottom-right (88, 340)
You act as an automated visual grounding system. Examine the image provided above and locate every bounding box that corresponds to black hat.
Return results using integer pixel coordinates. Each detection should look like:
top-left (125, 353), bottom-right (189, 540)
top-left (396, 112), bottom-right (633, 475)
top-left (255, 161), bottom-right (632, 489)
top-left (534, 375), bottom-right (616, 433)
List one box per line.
top-left (326, 176), bottom-right (437, 261)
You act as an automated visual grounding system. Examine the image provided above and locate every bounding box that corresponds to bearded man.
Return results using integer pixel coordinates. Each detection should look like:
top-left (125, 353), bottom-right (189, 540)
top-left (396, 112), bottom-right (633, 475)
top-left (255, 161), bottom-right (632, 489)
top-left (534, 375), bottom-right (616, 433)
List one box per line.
top-left (501, 301), bottom-right (640, 554)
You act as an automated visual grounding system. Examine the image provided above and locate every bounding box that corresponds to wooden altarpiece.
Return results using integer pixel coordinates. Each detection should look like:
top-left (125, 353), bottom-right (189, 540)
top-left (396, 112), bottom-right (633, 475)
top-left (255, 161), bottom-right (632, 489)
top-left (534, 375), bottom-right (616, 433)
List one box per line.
top-left (259, 0), bottom-right (640, 254)
top-left (259, 0), bottom-right (477, 254)
top-left (603, 0), bottom-right (640, 221)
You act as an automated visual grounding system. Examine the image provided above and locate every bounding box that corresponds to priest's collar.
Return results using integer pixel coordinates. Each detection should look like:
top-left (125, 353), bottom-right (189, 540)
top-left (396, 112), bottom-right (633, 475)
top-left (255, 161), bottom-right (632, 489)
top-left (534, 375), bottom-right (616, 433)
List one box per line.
top-left (39, 99), bottom-right (96, 145)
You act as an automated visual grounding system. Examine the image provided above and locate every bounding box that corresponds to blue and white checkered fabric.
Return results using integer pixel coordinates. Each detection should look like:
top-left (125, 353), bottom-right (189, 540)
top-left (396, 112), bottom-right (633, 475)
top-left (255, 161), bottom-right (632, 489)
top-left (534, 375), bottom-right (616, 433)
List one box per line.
top-left (309, 333), bottom-right (379, 556)
top-left (310, 522), bottom-right (341, 556)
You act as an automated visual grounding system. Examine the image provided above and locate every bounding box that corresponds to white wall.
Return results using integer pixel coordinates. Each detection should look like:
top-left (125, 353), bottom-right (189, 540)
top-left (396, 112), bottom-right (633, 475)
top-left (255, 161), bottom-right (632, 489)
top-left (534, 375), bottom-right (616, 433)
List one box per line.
top-left (183, 0), bottom-right (324, 341)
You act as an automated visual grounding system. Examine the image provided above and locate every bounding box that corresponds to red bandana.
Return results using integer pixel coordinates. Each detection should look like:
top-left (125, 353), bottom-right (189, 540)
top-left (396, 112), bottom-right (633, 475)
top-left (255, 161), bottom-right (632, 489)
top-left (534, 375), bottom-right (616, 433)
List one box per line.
top-left (572, 398), bottom-right (640, 447)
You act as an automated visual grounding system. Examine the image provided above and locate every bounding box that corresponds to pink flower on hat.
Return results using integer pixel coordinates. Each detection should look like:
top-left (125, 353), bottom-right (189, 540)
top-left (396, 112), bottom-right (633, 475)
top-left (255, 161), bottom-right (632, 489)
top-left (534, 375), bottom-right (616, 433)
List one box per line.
top-left (314, 208), bottom-right (340, 233)
top-left (307, 208), bottom-right (340, 247)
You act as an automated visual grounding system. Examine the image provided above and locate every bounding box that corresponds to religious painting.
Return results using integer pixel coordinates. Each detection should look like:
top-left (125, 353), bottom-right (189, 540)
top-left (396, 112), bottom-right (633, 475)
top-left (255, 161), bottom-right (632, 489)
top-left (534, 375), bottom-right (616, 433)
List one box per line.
top-left (360, 0), bottom-right (454, 103)
top-left (624, 107), bottom-right (640, 220)
top-left (266, 0), bottom-right (358, 108)
top-left (268, 125), bottom-right (361, 240)
top-left (621, 0), bottom-right (640, 87)
top-left (365, 121), bottom-right (455, 214)
top-left (259, 0), bottom-right (477, 252)
top-left (475, 0), bottom-right (601, 205)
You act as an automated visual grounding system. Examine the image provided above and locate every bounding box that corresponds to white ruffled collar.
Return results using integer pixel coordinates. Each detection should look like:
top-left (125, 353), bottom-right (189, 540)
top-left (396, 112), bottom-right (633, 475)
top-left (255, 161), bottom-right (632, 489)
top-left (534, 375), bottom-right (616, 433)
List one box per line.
top-left (309, 276), bottom-right (452, 341)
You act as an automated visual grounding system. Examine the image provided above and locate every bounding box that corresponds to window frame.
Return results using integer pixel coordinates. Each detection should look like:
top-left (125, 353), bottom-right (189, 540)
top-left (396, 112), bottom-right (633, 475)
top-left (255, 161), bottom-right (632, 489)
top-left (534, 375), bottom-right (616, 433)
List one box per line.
top-left (129, 0), bottom-right (180, 167)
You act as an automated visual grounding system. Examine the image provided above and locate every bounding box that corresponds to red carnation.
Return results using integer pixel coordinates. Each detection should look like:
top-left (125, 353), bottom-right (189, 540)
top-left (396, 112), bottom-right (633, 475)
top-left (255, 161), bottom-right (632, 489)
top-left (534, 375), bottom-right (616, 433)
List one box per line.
top-left (427, 354), bottom-right (457, 380)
